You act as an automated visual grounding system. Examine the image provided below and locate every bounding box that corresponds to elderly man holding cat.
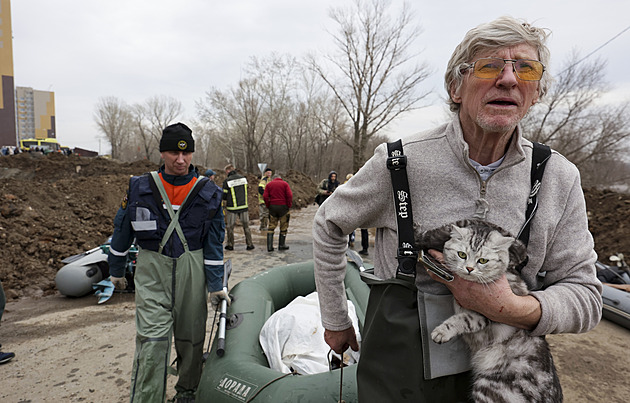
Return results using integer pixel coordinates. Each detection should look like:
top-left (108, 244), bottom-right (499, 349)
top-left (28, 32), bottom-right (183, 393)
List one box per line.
top-left (313, 16), bottom-right (602, 401)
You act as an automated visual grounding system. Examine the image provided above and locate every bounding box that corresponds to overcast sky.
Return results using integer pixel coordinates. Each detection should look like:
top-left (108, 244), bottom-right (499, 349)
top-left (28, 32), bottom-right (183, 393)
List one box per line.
top-left (9, 0), bottom-right (630, 154)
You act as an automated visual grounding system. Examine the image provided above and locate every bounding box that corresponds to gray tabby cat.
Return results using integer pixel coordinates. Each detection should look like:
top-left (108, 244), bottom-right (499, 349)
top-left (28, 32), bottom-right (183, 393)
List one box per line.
top-left (417, 219), bottom-right (563, 403)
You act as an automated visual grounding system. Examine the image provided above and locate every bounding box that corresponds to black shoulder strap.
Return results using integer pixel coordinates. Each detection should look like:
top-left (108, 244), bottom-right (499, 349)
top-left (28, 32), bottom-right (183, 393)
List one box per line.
top-left (517, 142), bottom-right (552, 247)
top-left (387, 140), bottom-right (418, 278)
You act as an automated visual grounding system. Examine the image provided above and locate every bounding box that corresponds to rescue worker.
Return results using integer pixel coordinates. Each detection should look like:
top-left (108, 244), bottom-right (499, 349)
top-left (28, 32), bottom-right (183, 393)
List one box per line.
top-left (263, 173), bottom-right (293, 251)
top-left (204, 169), bottom-right (216, 182)
top-left (222, 164), bottom-right (254, 250)
top-left (107, 123), bottom-right (228, 403)
top-left (258, 168), bottom-right (273, 231)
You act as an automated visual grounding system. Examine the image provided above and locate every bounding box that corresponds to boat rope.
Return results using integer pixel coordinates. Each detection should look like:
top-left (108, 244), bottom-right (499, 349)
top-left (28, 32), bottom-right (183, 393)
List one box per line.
top-left (245, 369), bottom-right (297, 402)
top-left (327, 349), bottom-right (346, 403)
top-left (338, 360), bottom-right (345, 403)
top-left (202, 307), bottom-right (220, 363)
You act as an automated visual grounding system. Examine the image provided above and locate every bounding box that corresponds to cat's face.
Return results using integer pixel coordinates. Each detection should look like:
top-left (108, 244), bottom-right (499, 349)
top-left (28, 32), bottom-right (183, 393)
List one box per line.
top-left (442, 225), bottom-right (513, 284)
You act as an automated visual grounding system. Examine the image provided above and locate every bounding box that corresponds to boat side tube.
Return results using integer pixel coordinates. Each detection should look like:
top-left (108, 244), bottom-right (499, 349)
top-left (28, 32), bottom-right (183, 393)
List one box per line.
top-left (602, 284), bottom-right (630, 330)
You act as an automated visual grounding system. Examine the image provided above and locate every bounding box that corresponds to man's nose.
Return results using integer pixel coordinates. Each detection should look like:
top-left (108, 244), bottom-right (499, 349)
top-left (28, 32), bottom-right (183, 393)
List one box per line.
top-left (496, 62), bottom-right (518, 87)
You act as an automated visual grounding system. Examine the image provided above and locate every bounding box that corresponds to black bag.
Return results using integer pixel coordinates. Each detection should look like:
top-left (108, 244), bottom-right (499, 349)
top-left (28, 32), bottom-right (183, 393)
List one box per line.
top-left (358, 274), bottom-right (472, 401)
top-left (314, 193), bottom-right (324, 206)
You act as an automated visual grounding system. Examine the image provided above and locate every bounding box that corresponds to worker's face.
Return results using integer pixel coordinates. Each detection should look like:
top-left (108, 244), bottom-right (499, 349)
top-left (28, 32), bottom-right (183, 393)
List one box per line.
top-left (330, 173), bottom-right (337, 182)
top-left (451, 44), bottom-right (540, 136)
top-left (265, 170), bottom-right (272, 178)
top-left (161, 151), bottom-right (192, 176)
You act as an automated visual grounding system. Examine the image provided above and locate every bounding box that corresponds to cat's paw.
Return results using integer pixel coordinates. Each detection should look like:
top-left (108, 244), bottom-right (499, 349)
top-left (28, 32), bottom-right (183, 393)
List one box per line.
top-left (431, 324), bottom-right (456, 344)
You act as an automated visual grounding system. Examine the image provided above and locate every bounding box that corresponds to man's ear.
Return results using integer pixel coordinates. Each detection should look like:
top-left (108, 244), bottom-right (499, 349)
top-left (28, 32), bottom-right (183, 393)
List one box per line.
top-left (450, 83), bottom-right (462, 104)
top-left (531, 90), bottom-right (539, 106)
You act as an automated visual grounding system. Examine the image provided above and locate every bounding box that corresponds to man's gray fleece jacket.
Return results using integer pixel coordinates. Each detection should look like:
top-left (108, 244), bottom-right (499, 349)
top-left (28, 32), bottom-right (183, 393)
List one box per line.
top-left (313, 115), bottom-right (602, 337)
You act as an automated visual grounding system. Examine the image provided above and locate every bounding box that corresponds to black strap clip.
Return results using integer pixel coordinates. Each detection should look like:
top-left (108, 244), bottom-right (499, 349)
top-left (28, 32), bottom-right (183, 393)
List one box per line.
top-left (387, 155), bottom-right (407, 171)
top-left (397, 247), bottom-right (418, 275)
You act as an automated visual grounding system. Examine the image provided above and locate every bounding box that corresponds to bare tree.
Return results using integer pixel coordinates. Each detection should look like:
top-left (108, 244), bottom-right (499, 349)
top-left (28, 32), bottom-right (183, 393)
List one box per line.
top-left (94, 96), bottom-right (132, 160)
top-left (144, 95), bottom-right (184, 141)
top-left (196, 52), bottom-right (385, 179)
top-left (129, 104), bottom-right (156, 162)
top-left (307, 0), bottom-right (432, 171)
top-left (522, 52), bottom-right (630, 187)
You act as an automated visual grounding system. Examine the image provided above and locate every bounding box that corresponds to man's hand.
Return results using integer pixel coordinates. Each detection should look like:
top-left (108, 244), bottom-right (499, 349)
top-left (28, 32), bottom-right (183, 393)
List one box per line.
top-left (209, 289), bottom-right (231, 308)
top-left (324, 327), bottom-right (359, 354)
top-left (110, 276), bottom-right (128, 290)
top-left (426, 249), bottom-right (541, 330)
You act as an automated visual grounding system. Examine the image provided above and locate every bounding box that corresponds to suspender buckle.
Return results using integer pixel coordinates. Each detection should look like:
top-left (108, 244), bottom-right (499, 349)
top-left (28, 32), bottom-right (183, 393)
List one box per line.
top-left (387, 155), bottom-right (407, 171)
top-left (396, 247), bottom-right (418, 275)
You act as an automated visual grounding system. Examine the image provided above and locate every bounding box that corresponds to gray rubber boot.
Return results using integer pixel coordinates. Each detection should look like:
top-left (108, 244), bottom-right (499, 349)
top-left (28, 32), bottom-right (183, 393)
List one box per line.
top-left (267, 233), bottom-right (275, 252)
top-left (278, 234), bottom-right (289, 250)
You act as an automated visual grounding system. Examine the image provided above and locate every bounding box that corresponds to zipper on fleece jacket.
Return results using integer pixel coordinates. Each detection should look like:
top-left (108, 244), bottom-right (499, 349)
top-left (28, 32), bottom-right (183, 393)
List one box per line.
top-left (467, 162), bottom-right (490, 219)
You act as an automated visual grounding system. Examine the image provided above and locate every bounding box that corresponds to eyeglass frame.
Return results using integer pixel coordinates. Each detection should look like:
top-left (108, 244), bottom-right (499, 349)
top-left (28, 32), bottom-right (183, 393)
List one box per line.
top-left (461, 57), bottom-right (546, 81)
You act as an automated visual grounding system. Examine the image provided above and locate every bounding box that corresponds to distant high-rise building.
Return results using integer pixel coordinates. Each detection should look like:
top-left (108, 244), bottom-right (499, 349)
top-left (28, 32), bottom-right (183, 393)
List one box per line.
top-left (16, 87), bottom-right (56, 139)
top-left (0, 0), bottom-right (17, 146)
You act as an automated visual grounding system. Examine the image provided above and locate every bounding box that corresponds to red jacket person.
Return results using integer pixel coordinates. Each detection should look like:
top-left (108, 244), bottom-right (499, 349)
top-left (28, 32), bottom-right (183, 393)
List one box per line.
top-left (263, 174), bottom-right (293, 252)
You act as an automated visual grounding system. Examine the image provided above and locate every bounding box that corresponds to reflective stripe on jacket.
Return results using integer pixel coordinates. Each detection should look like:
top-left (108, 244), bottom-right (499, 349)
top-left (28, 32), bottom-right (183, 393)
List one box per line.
top-left (222, 171), bottom-right (249, 212)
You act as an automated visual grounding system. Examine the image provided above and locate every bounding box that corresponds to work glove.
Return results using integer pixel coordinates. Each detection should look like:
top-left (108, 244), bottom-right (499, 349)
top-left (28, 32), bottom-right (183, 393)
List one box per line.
top-left (110, 276), bottom-right (128, 290)
top-left (209, 289), bottom-right (231, 308)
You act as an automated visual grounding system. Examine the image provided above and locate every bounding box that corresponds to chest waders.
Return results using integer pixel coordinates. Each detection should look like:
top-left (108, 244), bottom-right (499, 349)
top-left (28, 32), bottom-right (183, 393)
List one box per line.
top-left (357, 140), bottom-right (472, 402)
top-left (130, 173), bottom-right (208, 403)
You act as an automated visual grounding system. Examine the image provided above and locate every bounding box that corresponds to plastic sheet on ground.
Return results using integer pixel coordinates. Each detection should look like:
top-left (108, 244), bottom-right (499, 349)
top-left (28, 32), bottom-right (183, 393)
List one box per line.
top-left (92, 279), bottom-right (115, 304)
top-left (259, 291), bottom-right (361, 375)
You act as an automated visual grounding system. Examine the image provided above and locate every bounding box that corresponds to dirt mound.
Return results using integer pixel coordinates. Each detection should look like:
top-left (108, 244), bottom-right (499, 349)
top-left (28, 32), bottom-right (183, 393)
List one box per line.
top-left (583, 187), bottom-right (630, 260)
top-left (0, 152), bottom-right (627, 299)
top-left (0, 153), bottom-right (316, 299)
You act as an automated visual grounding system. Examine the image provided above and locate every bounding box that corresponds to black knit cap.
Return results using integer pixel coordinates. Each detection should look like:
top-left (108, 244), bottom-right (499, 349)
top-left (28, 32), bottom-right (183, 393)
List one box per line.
top-left (159, 123), bottom-right (195, 152)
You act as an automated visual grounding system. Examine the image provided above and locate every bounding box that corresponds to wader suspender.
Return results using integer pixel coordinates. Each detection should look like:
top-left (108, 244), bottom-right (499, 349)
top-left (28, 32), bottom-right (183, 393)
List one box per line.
top-left (149, 172), bottom-right (208, 255)
top-left (386, 140), bottom-right (418, 279)
top-left (517, 142), bottom-right (552, 246)
top-left (515, 142), bottom-right (551, 273)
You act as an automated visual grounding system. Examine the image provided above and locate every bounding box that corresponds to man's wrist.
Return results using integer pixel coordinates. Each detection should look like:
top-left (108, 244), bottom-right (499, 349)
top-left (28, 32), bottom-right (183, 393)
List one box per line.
top-left (492, 294), bottom-right (541, 330)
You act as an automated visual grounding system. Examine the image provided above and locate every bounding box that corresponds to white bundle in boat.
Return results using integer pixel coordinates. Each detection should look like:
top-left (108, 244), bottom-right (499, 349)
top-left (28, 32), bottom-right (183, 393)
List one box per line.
top-left (259, 291), bottom-right (361, 375)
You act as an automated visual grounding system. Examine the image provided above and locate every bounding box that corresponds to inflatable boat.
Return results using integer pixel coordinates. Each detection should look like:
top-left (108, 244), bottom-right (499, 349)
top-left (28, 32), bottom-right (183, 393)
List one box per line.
top-left (602, 284), bottom-right (630, 330)
top-left (55, 246), bottom-right (110, 297)
top-left (596, 258), bottom-right (630, 330)
top-left (55, 241), bottom-right (136, 298)
top-left (196, 259), bottom-right (370, 403)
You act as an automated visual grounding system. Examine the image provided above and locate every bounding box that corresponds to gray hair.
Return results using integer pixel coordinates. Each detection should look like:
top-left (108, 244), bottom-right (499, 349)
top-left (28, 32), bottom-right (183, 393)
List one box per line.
top-left (445, 16), bottom-right (552, 112)
top-left (272, 173), bottom-right (282, 179)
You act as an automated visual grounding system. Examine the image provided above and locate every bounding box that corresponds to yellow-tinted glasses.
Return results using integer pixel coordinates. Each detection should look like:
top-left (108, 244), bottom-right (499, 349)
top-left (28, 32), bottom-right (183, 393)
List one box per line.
top-left (465, 58), bottom-right (545, 81)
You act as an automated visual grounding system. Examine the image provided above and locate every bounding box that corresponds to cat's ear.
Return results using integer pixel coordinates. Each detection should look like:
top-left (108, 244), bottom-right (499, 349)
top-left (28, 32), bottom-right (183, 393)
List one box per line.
top-left (450, 225), bottom-right (468, 239)
top-left (509, 239), bottom-right (528, 264)
top-left (488, 231), bottom-right (514, 250)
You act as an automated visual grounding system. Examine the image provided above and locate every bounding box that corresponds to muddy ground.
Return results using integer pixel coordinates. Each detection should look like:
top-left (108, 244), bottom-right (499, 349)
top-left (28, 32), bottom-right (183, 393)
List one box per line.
top-left (0, 152), bottom-right (629, 402)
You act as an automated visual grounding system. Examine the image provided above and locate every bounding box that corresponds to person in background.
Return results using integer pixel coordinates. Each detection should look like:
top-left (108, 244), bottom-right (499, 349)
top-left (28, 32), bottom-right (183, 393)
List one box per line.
top-left (313, 16), bottom-right (602, 400)
top-left (315, 171), bottom-right (340, 206)
top-left (107, 123), bottom-right (227, 403)
top-left (258, 168), bottom-right (273, 231)
top-left (0, 280), bottom-right (15, 365)
top-left (263, 173), bottom-right (293, 252)
top-left (222, 164), bottom-right (255, 251)
top-left (205, 169), bottom-right (216, 182)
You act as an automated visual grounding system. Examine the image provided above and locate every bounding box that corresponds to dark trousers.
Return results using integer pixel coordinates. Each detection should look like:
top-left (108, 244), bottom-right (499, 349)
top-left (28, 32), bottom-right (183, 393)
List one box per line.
top-left (361, 229), bottom-right (369, 251)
